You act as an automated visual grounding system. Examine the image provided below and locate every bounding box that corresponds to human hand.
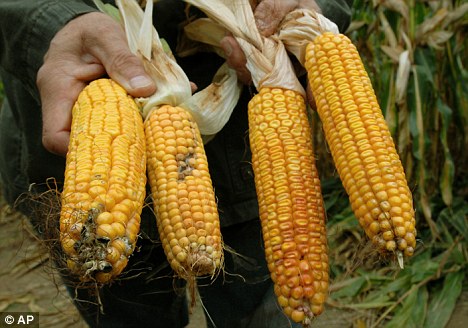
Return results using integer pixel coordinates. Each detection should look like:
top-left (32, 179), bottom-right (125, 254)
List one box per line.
top-left (253, 0), bottom-right (320, 36)
top-left (37, 12), bottom-right (156, 156)
top-left (220, 0), bottom-right (319, 85)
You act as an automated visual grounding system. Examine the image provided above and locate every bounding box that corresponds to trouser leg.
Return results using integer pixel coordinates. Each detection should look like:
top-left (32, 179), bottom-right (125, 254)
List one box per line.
top-left (44, 204), bottom-right (190, 328)
top-left (63, 238), bottom-right (189, 328)
top-left (13, 206), bottom-right (189, 328)
top-left (197, 219), bottom-right (301, 328)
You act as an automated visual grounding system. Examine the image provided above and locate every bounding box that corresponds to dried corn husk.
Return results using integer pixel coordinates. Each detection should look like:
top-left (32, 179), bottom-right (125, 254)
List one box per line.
top-left (184, 0), bottom-right (305, 96)
top-left (95, 0), bottom-right (242, 137)
top-left (276, 9), bottom-right (338, 65)
top-left (117, 0), bottom-right (191, 116)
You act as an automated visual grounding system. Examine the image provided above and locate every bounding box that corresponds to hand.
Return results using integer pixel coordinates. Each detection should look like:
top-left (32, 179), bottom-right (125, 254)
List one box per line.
top-left (253, 0), bottom-right (321, 36)
top-left (220, 0), bottom-right (319, 85)
top-left (37, 12), bottom-right (156, 157)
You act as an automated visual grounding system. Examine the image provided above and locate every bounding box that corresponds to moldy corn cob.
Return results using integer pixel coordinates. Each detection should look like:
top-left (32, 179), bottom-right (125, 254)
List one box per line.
top-left (60, 78), bottom-right (147, 284)
top-left (114, 0), bottom-right (224, 280)
top-left (145, 105), bottom-right (222, 278)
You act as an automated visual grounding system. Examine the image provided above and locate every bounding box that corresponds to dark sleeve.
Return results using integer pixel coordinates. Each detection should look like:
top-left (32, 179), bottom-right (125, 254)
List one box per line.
top-left (0, 0), bottom-right (101, 101)
top-left (316, 0), bottom-right (354, 32)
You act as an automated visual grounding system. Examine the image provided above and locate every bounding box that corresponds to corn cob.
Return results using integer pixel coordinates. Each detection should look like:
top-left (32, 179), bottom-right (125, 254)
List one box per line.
top-left (145, 105), bottom-right (223, 279)
top-left (249, 87), bottom-right (328, 324)
top-left (305, 32), bottom-right (417, 259)
top-left (111, 0), bottom-right (224, 280)
top-left (60, 78), bottom-right (147, 283)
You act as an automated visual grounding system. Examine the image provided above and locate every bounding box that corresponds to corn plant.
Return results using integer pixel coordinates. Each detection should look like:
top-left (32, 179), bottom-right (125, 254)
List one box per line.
top-left (317, 0), bottom-right (467, 327)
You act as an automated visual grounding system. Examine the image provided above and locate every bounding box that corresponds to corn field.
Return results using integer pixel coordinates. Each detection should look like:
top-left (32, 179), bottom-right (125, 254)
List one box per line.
top-left (0, 0), bottom-right (466, 327)
top-left (309, 0), bottom-right (467, 326)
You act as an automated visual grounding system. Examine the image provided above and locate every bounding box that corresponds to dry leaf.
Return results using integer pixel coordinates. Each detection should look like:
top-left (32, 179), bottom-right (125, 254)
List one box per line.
top-left (395, 50), bottom-right (411, 104)
top-left (426, 30), bottom-right (454, 49)
top-left (443, 3), bottom-right (468, 28)
top-left (381, 45), bottom-right (404, 62)
top-left (415, 8), bottom-right (448, 42)
top-left (381, 0), bottom-right (409, 22)
top-left (378, 10), bottom-right (398, 49)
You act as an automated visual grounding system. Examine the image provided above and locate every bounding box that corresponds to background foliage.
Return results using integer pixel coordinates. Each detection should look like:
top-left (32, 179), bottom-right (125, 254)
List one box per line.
top-left (310, 0), bottom-right (467, 326)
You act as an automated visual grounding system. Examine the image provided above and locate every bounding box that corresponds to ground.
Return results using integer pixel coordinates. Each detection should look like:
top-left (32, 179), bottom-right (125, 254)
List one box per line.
top-left (0, 197), bottom-right (205, 328)
top-left (1, 197), bottom-right (466, 328)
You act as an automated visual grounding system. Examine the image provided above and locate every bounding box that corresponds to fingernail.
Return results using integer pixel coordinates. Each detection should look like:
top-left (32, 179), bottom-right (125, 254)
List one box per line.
top-left (129, 75), bottom-right (153, 89)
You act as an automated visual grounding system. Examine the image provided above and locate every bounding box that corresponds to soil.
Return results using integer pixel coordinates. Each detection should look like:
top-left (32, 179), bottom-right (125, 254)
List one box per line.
top-left (1, 197), bottom-right (466, 328)
top-left (0, 198), bottom-right (205, 328)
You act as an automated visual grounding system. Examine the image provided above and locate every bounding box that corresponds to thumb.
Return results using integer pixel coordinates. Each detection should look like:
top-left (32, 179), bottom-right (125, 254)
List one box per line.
top-left (39, 75), bottom-right (83, 156)
top-left (84, 18), bottom-right (156, 97)
top-left (101, 49), bottom-right (156, 98)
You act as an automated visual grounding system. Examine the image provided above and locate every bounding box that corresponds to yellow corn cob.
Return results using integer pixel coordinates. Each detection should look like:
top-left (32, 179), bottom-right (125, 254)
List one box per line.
top-left (305, 32), bottom-right (417, 259)
top-left (249, 87), bottom-right (328, 324)
top-left (60, 78), bottom-right (147, 283)
top-left (145, 105), bottom-right (223, 279)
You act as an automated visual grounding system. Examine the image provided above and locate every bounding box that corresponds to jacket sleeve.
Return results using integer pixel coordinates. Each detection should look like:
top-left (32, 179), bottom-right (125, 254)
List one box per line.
top-left (0, 0), bottom-right (102, 101)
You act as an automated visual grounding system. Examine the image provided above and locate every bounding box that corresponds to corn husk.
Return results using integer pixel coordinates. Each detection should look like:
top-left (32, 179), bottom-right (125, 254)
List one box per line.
top-left (111, 0), bottom-right (241, 136)
top-left (277, 9), bottom-right (339, 65)
top-left (184, 0), bottom-right (305, 96)
top-left (183, 17), bottom-right (227, 59)
top-left (117, 0), bottom-right (191, 116)
top-left (181, 62), bottom-right (241, 136)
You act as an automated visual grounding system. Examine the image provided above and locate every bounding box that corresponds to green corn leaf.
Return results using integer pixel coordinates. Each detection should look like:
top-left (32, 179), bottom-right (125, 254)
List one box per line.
top-left (437, 98), bottom-right (454, 206)
top-left (160, 38), bottom-right (173, 56)
top-left (439, 156), bottom-right (454, 207)
top-left (346, 299), bottom-right (394, 309)
top-left (93, 0), bottom-right (121, 22)
top-left (410, 286), bottom-right (429, 327)
top-left (409, 258), bottom-right (439, 283)
top-left (414, 48), bottom-right (435, 86)
top-left (438, 197), bottom-right (468, 242)
top-left (323, 190), bottom-right (341, 211)
top-left (332, 276), bottom-right (368, 298)
top-left (385, 285), bottom-right (429, 328)
top-left (424, 271), bottom-right (464, 328)
top-left (363, 275), bottom-right (411, 303)
top-left (451, 200), bottom-right (468, 241)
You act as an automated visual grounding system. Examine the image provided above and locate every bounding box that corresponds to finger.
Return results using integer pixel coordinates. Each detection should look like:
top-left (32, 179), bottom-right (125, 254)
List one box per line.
top-left (103, 50), bottom-right (156, 97)
top-left (74, 53), bottom-right (107, 80)
top-left (190, 82), bottom-right (198, 94)
top-left (82, 14), bottom-right (156, 97)
top-left (306, 83), bottom-right (316, 110)
top-left (37, 63), bottom-right (85, 156)
top-left (43, 130), bottom-right (71, 157)
top-left (254, 0), bottom-right (298, 36)
top-left (220, 36), bottom-right (252, 85)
